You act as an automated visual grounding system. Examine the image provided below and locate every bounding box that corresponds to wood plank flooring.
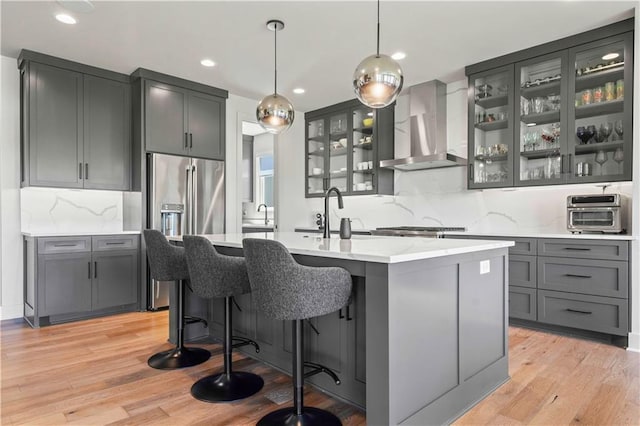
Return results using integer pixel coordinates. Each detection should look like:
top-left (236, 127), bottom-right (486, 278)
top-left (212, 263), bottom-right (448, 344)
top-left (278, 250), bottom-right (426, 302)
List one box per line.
top-left (2, 312), bottom-right (638, 425)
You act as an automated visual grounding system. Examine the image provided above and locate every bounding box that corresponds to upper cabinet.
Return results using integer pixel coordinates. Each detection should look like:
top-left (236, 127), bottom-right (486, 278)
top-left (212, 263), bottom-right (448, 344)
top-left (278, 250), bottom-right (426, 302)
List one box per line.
top-left (305, 99), bottom-right (394, 197)
top-left (466, 19), bottom-right (633, 189)
top-left (132, 69), bottom-right (227, 161)
top-left (19, 51), bottom-right (131, 191)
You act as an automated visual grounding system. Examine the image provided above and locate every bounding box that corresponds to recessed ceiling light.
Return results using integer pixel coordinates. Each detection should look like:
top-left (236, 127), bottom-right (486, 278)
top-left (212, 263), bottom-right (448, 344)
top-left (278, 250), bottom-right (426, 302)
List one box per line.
top-left (293, 88), bottom-right (305, 94)
top-left (526, 123), bottom-right (536, 127)
top-left (55, 13), bottom-right (76, 24)
top-left (602, 52), bottom-right (620, 61)
top-left (200, 59), bottom-right (215, 67)
top-left (391, 52), bottom-right (406, 60)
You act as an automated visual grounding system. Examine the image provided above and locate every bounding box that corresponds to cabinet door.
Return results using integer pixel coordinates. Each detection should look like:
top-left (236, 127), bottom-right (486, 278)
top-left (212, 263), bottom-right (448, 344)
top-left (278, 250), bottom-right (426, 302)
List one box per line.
top-left (306, 117), bottom-right (328, 197)
top-left (187, 91), bottom-right (224, 160)
top-left (515, 51), bottom-right (568, 186)
top-left (468, 65), bottom-right (514, 188)
top-left (567, 32), bottom-right (633, 183)
top-left (91, 251), bottom-right (138, 310)
top-left (327, 111), bottom-right (349, 193)
top-left (351, 106), bottom-right (374, 194)
top-left (37, 253), bottom-right (92, 316)
top-left (83, 75), bottom-right (131, 190)
top-left (28, 62), bottom-right (83, 188)
top-left (145, 81), bottom-right (188, 155)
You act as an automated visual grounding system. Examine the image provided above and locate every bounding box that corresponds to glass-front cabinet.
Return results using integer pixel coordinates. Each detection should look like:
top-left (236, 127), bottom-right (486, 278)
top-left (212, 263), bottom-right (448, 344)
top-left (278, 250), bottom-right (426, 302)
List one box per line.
top-left (468, 65), bottom-right (514, 189)
top-left (467, 25), bottom-right (633, 189)
top-left (305, 99), bottom-right (394, 198)
top-left (515, 52), bottom-right (566, 186)
top-left (568, 33), bottom-right (633, 182)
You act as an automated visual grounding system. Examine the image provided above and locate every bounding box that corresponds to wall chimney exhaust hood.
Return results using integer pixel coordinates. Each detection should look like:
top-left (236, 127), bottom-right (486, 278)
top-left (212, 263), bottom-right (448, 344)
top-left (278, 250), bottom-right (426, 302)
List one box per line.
top-left (379, 80), bottom-right (466, 171)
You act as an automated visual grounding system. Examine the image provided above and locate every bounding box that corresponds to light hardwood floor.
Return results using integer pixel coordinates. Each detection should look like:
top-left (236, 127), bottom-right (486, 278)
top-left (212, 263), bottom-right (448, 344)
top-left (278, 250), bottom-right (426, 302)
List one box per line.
top-left (1, 311), bottom-right (638, 425)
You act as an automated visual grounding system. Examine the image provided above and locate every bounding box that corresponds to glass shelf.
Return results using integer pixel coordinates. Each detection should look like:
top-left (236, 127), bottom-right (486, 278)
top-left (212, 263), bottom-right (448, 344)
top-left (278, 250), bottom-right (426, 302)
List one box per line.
top-left (575, 100), bottom-right (624, 119)
top-left (521, 110), bottom-right (560, 126)
top-left (574, 140), bottom-right (624, 155)
top-left (520, 80), bottom-right (561, 99)
top-left (575, 63), bottom-right (624, 91)
top-left (520, 148), bottom-right (561, 160)
top-left (475, 94), bottom-right (508, 109)
top-left (475, 120), bottom-right (508, 131)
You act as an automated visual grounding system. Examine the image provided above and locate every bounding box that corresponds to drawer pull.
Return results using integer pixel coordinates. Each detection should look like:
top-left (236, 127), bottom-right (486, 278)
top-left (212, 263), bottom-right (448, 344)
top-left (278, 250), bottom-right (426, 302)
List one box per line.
top-left (563, 247), bottom-right (591, 251)
top-left (53, 243), bottom-right (77, 247)
top-left (566, 308), bottom-right (592, 315)
top-left (565, 273), bottom-right (592, 279)
top-left (105, 242), bottom-right (126, 245)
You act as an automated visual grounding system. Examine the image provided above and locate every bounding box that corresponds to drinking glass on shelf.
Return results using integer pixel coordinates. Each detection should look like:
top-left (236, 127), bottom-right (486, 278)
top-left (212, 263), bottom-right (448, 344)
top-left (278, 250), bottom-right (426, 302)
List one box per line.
top-left (600, 122), bottom-right (612, 143)
top-left (576, 126), bottom-right (590, 145)
top-left (613, 147), bottom-right (624, 173)
top-left (614, 120), bottom-right (624, 140)
top-left (594, 150), bottom-right (607, 175)
top-left (586, 125), bottom-right (597, 144)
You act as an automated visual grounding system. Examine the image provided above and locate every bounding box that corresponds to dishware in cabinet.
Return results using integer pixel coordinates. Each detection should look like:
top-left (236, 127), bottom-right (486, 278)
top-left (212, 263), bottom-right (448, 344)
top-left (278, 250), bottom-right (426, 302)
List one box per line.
top-left (306, 118), bottom-right (327, 197)
top-left (567, 32), bottom-right (633, 182)
top-left (468, 65), bottom-right (515, 189)
top-left (327, 111), bottom-right (349, 194)
top-left (515, 51), bottom-right (568, 186)
top-left (352, 106), bottom-right (375, 193)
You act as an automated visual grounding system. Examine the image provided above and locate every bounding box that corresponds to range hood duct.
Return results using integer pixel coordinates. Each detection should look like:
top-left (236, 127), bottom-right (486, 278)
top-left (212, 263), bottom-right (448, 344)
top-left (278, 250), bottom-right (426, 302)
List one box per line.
top-left (379, 80), bottom-right (466, 171)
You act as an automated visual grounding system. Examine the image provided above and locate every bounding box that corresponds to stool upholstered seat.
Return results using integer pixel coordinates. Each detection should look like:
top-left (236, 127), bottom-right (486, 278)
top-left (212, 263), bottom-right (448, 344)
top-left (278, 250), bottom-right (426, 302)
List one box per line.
top-left (142, 229), bottom-right (210, 369)
top-left (243, 238), bottom-right (352, 426)
top-left (183, 235), bottom-right (263, 402)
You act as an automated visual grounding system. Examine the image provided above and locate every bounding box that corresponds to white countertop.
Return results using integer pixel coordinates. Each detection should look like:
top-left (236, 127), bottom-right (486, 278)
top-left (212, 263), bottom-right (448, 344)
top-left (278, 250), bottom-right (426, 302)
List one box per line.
top-left (22, 231), bottom-right (141, 237)
top-left (445, 231), bottom-right (635, 241)
top-left (169, 232), bottom-right (513, 264)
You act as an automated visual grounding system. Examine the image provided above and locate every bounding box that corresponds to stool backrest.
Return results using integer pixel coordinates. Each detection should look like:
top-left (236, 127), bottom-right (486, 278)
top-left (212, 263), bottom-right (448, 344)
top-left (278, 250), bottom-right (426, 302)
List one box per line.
top-left (242, 238), bottom-right (352, 320)
top-left (143, 229), bottom-right (188, 281)
top-left (183, 235), bottom-right (251, 299)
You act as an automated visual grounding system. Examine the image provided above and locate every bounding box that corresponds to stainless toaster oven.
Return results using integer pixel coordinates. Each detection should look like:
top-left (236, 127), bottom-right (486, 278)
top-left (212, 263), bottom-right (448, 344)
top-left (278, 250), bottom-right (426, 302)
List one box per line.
top-left (567, 194), bottom-right (626, 234)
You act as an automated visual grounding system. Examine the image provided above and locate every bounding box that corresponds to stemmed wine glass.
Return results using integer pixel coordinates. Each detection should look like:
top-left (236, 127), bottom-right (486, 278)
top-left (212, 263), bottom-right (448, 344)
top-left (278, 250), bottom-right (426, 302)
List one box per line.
top-left (586, 125), bottom-right (597, 144)
top-left (594, 150), bottom-right (607, 175)
top-left (614, 120), bottom-right (624, 141)
top-left (600, 122), bottom-right (612, 143)
top-left (576, 126), bottom-right (590, 145)
top-left (613, 147), bottom-right (624, 173)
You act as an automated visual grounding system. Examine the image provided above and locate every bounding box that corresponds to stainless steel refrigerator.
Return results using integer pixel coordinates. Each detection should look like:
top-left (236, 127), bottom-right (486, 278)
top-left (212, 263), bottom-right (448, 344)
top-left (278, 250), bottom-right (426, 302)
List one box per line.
top-left (147, 153), bottom-right (225, 309)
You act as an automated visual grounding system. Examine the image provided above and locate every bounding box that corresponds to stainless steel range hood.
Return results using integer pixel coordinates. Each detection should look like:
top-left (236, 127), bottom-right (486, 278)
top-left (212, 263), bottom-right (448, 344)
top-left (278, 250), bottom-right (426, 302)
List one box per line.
top-left (379, 80), bottom-right (467, 171)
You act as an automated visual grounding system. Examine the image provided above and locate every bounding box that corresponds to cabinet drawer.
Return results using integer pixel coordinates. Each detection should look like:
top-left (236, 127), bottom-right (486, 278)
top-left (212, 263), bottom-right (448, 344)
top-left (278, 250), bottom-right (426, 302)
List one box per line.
top-left (537, 290), bottom-right (628, 336)
top-left (92, 235), bottom-right (139, 251)
top-left (510, 255), bottom-right (536, 288)
top-left (38, 237), bottom-right (91, 254)
top-left (509, 286), bottom-right (536, 321)
top-left (448, 235), bottom-right (536, 256)
top-left (538, 239), bottom-right (628, 261)
top-left (538, 257), bottom-right (628, 298)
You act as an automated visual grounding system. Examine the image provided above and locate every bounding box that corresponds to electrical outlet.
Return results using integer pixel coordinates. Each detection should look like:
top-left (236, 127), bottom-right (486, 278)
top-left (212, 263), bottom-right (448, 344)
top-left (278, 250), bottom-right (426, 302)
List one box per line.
top-left (480, 260), bottom-right (490, 275)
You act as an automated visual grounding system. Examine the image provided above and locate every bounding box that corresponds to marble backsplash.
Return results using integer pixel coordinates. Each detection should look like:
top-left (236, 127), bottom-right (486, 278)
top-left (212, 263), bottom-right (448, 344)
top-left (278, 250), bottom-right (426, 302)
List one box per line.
top-left (321, 166), bottom-right (634, 235)
top-left (21, 187), bottom-right (124, 234)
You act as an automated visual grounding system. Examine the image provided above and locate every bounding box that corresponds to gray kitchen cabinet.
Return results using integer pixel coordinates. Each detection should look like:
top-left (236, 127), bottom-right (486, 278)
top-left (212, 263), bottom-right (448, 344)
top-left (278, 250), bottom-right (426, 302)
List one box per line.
top-left (37, 252), bottom-right (92, 317)
top-left (23, 234), bottom-right (140, 328)
top-left (509, 286), bottom-right (537, 321)
top-left (465, 19), bottom-right (633, 189)
top-left (19, 50), bottom-right (132, 191)
top-left (141, 73), bottom-right (226, 160)
top-left (305, 98), bottom-right (394, 197)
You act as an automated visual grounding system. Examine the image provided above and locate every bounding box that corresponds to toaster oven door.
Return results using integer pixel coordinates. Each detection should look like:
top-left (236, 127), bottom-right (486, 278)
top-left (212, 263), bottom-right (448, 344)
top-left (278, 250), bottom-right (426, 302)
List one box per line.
top-left (568, 208), bottom-right (618, 231)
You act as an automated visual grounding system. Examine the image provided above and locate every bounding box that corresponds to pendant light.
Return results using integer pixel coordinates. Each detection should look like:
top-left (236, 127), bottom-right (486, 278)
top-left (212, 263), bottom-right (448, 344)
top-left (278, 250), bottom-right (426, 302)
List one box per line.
top-left (352, 0), bottom-right (404, 108)
top-left (257, 19), bottom-right (294, 134)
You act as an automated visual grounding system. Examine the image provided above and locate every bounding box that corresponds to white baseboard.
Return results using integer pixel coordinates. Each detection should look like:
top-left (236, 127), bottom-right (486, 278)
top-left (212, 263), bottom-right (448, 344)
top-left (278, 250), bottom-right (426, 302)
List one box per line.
top-left (0, 304), bottom-right (23, 321)
top-left (627, 332), bottom-right (640, 352)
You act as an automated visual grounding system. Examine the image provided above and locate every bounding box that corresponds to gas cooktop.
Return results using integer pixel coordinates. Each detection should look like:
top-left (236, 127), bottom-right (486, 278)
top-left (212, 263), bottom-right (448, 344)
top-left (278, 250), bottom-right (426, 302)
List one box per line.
top-left (370, 226), bottom-right (467, 237)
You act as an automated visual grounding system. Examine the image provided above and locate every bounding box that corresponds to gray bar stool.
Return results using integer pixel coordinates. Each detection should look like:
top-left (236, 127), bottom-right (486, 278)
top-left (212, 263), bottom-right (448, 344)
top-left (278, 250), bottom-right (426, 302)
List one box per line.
top-left (143, 230), bottom-right (210, 369)
top-left (183, 235), bottom-right (264, 402)
top-left (242, 238), bottom-right (352, 426)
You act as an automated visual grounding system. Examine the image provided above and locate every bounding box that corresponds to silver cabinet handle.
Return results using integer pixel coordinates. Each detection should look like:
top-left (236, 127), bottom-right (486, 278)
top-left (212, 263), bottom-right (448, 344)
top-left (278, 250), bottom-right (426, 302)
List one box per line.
top-left (564, 247), bottom-right (591, 251)
top-left (54, 243), bottom-right (76, 247)
top-left (88, 262), bottom-right (91, 279)
top-left (85, 163), bottom-right (89, 180)
top-left (105, 242), bottom-right (125, 245)
top-left (469, 163), bottom-right (474, 181)
top-left (189, 133), bottom-right (193, 149)
top-left (565, 273), bottom-right (592, 279)
top-left (79, 163), bottom-right (83, 179)
top-left (94, 261), bottom-right (97, 278)
top-left (566, 308), bottom-right (592, 315)
top-left (184, 132), bottom-right (188, 149)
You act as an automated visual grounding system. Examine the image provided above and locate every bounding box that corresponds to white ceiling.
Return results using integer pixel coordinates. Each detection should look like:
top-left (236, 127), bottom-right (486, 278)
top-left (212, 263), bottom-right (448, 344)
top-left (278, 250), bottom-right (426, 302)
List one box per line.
top-left (1, 1), bottom-right (636, 112)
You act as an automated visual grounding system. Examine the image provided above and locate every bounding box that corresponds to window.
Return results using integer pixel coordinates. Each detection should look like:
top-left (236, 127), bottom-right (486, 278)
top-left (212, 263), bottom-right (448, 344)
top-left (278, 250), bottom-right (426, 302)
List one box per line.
top-left (257, 154), bottom-right (273, 207)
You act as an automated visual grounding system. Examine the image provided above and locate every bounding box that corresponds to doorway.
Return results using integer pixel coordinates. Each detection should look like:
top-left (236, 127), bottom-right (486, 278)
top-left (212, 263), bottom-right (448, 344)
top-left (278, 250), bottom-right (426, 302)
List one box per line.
top-left (240, 120), bottom-right (275, 230)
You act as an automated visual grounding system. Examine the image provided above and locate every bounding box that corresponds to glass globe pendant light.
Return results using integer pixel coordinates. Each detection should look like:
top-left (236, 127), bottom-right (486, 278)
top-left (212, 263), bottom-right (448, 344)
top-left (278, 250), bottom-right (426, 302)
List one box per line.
top-left (352, 0), bottom-right (404, 108)
top-left (257, 19), bottom-right (294, 134)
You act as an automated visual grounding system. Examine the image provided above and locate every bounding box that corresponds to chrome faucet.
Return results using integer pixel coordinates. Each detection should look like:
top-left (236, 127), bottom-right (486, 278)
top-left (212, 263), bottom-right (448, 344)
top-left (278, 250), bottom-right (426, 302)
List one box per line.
top-left (323, 187), bottom-right (344, 238)
top-left (257, 203), bottom-right (268, 225)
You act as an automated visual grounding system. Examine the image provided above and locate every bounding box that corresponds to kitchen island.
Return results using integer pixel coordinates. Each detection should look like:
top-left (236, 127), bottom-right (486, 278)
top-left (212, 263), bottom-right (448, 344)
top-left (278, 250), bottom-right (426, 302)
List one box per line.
top-left (170, 232), bottom-right (513, 425)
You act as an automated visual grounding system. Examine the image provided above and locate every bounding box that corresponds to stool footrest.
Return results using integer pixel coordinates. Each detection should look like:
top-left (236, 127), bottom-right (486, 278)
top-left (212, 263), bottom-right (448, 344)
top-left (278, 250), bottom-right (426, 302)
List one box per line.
top-left (303, 361), bottom-right (341, 385)
top-left (184, 315), bottom-right (208, 328)
top-left (232, 336), bottom-right (260, 353)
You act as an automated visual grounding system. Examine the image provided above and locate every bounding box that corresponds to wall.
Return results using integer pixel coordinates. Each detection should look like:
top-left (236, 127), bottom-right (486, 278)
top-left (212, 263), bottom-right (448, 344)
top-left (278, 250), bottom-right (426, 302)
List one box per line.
top-left (0, 55), bottom-right (22, 319)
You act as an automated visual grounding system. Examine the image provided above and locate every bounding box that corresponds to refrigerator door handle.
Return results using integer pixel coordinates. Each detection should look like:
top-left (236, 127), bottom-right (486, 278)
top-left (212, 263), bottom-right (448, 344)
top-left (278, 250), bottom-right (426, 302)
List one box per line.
top-left (185, 165), bottom-right (191, 234)
top-left (192, 164), bottom-right (198, 233)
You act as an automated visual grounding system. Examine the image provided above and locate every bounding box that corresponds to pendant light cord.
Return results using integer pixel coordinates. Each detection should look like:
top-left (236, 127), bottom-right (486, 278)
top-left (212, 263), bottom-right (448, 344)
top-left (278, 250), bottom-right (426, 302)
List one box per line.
top-left (376, 0), bottom-right (380, 57)
top-left (274, 24), bottom-right (278, 95)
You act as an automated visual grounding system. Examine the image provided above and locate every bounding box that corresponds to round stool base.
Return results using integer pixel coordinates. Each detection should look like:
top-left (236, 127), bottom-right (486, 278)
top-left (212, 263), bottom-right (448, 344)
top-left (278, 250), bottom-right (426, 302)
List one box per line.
top-left (191, 371), bottom-right (264, 402)
top-left (148, 347), bottom-right (210, 370)
top-left (257, 407), bottom-right (342, 426)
